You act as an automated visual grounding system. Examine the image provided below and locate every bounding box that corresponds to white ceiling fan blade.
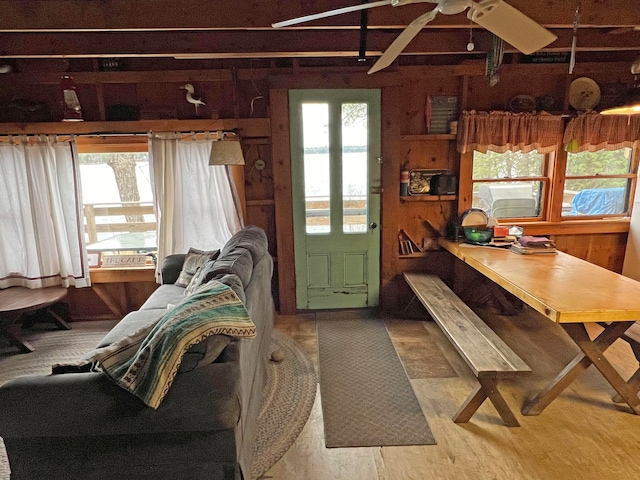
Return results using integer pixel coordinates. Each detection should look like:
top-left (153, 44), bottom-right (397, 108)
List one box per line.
top-left (368, 7), bottom-right (439, 74)
top-left (272, 0), bottom-right (392, 28)
top-left (469, 0), bottom-right (557, 55)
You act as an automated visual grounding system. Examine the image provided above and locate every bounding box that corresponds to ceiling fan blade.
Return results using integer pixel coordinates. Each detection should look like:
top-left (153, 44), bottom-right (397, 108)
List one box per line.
top-left (272, 0), bottom-right (392, 28)
top-left (469, 0), bottom-right (557, 55)
top-left (368, 7), bottom-right (439, 74)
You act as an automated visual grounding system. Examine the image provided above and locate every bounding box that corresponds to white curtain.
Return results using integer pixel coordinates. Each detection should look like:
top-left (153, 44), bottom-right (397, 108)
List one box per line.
top-left (0, 135), bottom-right (90, 289)
top-left (149, 132), bottom-right (244, 281)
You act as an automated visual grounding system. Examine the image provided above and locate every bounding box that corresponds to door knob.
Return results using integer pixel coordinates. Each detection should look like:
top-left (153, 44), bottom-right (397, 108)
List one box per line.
top-left (369, 222), bottom-right (378, 229)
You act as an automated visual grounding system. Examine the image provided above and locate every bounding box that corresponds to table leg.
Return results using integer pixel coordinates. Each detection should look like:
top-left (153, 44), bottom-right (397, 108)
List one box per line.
top-left (523, 321), bottom-right (639, 416)
top-left (1, 322), bottom-right (35, 353)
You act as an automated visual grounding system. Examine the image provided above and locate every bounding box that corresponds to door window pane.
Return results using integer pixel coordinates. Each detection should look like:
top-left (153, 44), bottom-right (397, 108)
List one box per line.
top-left (342, 103), bottom-right (368, 233)
top-left (302, 103), bottom-right (330, 233)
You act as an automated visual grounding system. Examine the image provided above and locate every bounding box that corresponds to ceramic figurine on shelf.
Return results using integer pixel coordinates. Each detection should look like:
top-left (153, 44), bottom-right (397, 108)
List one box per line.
top-left (180, 83), bottom-right (206, 117)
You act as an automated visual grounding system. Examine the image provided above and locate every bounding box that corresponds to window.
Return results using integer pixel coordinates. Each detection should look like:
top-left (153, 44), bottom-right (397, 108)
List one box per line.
top-left (471, 150), bottom-right (549, 220)
top-left (562, 148), bottom-right (634, 217)
top-left (78, 148), bottom-right (157, 259)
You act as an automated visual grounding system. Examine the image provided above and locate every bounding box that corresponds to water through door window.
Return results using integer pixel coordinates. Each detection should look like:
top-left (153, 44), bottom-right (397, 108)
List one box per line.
top-left (302, 103), bottom-right (330, 233)
top-left (342, 103), bottom-right (368, 233)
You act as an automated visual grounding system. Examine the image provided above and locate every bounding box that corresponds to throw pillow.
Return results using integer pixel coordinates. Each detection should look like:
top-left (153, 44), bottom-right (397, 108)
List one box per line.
top-left (175, 247), bottom-right (220, 287)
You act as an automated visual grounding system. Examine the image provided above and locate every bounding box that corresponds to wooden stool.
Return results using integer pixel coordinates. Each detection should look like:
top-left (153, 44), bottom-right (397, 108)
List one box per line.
top-left (0, 287), bottom-right (71, 353)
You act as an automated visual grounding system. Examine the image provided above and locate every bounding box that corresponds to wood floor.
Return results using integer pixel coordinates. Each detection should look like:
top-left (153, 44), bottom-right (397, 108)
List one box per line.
top-left (266, 305), bottom-right (640, 480)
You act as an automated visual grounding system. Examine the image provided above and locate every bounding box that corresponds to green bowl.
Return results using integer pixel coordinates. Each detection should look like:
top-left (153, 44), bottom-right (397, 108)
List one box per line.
top-left (463, 226), bottom-right (493, 243)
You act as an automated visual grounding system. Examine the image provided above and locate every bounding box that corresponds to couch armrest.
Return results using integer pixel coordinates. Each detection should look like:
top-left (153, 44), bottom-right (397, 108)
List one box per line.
top-left (0, 362), bottom-right (240, 439)
top-left (161, 254), bottom-right (187, 284)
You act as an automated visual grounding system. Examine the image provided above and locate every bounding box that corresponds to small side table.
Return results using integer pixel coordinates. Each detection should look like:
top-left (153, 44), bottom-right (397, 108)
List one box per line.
top-left (0, 286), bottom-right (71, 353)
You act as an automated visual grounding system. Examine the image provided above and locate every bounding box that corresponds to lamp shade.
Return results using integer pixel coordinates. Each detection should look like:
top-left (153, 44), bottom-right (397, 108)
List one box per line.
top-left (209, 140), bottom-right (245, 165)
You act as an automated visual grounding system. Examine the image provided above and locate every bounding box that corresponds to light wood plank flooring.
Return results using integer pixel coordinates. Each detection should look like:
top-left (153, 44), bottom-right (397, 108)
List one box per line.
top-left (266, 305), bottom-right (640, 480)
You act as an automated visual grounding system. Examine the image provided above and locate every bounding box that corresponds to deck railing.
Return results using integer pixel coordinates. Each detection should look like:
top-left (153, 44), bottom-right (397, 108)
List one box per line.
top-left (83, 202), bottom-right (156, 243)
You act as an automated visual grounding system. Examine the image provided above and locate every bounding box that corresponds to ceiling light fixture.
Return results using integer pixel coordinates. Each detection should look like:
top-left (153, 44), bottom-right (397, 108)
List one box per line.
top-left (600, 58), bottom-right (640, 115)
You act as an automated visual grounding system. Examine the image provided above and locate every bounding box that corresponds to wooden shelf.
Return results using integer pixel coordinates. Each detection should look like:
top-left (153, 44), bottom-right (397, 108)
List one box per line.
top-left (0, 118), bottom-right (271, 136)
top-left (398, 251), bottom-right (442, 258)
top-left (400, 134), bottom-right (456, 141)
top-left (401, 195), bottom-right (456, 202)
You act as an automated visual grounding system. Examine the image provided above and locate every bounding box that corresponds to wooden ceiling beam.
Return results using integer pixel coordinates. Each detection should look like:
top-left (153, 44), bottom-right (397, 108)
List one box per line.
top-left (0, 0), bottom-right (638, 32)
top-left (1, 29), bottom-right (637, 59)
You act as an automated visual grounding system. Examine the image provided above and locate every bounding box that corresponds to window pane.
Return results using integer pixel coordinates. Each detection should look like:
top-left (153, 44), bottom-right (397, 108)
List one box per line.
top-left (562, 179), bottom-right (629, 216)
top-left (342, 103), bottom-right (368, 233)
top-left (566, 149), bottom-right (631, 176)
top-left (562, 149), bottom-right (632, 217)
top-left (302, 103), bottom-right (330, 234)
top-left (79, 152), bottom-right (157, 255)
top-left (473, 150), bottom-right (544, 180)
top-left (473, 181), bottom-right (542, 218)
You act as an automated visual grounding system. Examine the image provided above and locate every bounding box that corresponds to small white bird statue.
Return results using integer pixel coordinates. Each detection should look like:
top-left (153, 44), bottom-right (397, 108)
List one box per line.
top-left (180, 83), bottom-right (206, 116)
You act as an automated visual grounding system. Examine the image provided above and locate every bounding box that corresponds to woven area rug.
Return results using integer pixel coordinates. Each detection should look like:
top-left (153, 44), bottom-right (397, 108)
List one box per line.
top-left (0, 322), bottom-right (317, 480)
top-left (317, 310), bottom-right (436, 448)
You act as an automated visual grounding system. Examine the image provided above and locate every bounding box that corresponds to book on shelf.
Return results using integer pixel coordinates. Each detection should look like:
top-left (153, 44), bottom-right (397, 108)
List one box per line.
top-left (509, 243), bottom-right (557, 255)
top-left (398, 229), bottom-right (422, 255)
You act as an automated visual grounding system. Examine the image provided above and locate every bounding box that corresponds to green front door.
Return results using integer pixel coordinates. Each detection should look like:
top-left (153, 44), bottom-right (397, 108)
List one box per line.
top-left (290, 89), bottom-right (381, 309)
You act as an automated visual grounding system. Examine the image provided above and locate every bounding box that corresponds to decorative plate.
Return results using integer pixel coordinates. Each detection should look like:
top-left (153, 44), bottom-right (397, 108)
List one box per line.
top-left (569, 77), bottom-right (601, 111)
top-left (510, 95), bottom-right (536, 112)
top-left (460, 208), bottom-right (489, 227)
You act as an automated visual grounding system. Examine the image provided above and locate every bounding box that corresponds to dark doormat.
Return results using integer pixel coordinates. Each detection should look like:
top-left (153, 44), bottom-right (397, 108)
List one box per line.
top-left (316, 310), bottom-right (436, 448)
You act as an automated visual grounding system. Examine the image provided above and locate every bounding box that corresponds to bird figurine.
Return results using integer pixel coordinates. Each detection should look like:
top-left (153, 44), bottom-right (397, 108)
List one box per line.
top-left (180, 83), bottom-right (206, 116)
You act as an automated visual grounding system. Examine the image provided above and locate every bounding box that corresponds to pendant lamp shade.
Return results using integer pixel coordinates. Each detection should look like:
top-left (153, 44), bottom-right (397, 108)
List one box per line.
top-left (209, 136), bottom-right (245, 165)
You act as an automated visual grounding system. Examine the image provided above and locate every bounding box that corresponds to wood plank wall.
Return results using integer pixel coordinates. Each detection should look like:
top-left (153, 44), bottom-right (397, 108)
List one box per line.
top-left (0, 59), bottom-right (633, 317)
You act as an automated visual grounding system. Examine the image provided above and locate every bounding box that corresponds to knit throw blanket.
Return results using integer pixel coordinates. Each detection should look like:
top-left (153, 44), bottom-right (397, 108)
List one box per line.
top-left (90, 280), bottom-right (255, 409)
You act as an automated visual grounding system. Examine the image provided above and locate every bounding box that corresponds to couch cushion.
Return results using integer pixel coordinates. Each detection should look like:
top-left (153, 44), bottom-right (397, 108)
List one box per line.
top-left (97, 309), bottom-right (166, 348)
top-left (177, 334), bottom-right (231, 373)
top-left (174, 247), bottom-right (220, 287)
top-left (139, 284), bottom-right (185, 310)
top-left (186, 273), bottom-right (246, 304)
top-left (202, 248), bottom-right (254, 287)
top-left (219, 225), bottom-right (268, 263)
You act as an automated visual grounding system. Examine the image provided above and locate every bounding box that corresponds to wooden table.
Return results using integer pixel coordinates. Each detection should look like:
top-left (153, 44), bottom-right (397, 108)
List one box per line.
top-left (89, 266), bottom-right (157, 319)
top-left (0, 286), bottom-right (71, 353)
top-left (438, 239), bottom-right (640, 416)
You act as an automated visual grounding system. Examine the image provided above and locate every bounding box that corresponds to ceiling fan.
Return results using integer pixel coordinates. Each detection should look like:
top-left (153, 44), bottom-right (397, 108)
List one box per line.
top-left (272, 0), bottom-right (557, 74)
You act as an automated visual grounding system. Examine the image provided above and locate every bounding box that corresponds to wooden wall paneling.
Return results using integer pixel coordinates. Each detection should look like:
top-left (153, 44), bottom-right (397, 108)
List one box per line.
top-left (270, 88), bottom-right (296, 314)
top-left (102, 83), bottom-right (139, 120)
top-left (400, 75), bottom-right (460, 134)
top-left (552, 233), bottom-right (627, 273)
top-left (244, 141), bottom-right (274, 202)
top-left (466, 72), bottom-right (566, 112)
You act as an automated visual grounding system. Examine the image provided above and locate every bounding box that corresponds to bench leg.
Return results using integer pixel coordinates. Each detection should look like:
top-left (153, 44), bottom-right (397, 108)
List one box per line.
top-left (454, 376), bottom-right (520, 427)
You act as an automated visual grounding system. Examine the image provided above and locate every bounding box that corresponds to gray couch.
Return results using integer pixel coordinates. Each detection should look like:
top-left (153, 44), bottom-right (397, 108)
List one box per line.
top-left (0, 225), bottom-right (274, 480)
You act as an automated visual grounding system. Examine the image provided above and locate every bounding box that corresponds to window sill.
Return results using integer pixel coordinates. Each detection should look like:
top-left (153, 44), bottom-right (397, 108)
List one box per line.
top-left (513, 218), bottom-right (630, 236)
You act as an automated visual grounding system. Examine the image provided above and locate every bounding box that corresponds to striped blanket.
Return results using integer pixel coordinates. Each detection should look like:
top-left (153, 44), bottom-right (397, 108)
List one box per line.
top-left (91, 280), bottom-right (256, 409)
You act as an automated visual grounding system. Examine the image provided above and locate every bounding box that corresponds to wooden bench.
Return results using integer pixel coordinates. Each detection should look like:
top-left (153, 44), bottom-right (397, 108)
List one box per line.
top-left (403, 272), bottom-right (531, 427)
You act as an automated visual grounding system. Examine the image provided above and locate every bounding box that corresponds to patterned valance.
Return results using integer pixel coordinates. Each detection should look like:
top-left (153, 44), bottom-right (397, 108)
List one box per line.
top-left (457, 110), bottom-right (564, 154)
top-left (563, 111), bottom-right (640, 152)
